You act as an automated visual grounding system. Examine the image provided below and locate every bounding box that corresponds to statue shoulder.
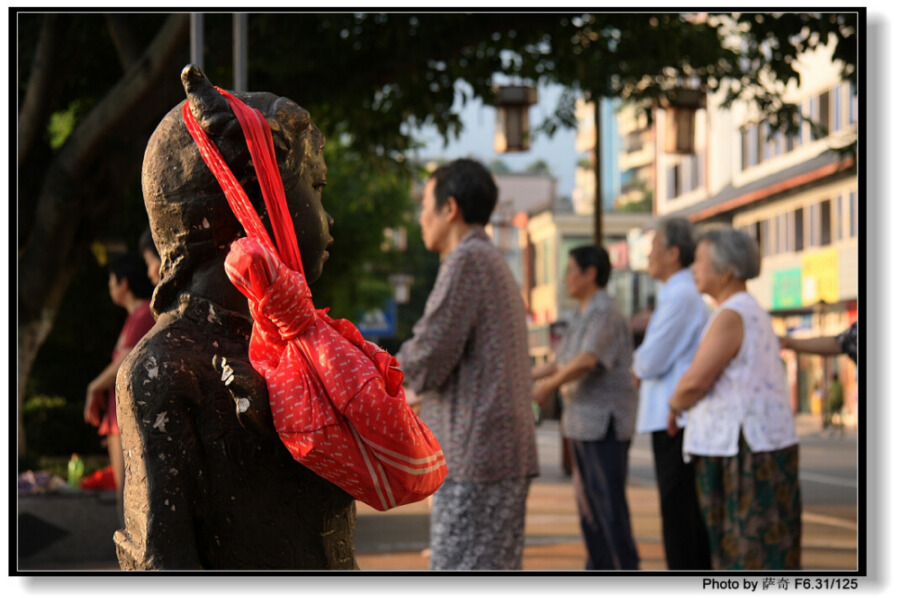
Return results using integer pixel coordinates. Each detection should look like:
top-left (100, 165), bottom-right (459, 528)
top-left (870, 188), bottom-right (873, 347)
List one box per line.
top-left (116, 321), bottom-right (198, 410)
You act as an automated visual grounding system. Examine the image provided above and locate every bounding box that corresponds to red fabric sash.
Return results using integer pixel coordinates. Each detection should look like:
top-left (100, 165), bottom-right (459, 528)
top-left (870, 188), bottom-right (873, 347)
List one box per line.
top-left (182, 91), bottom-right (446, 510)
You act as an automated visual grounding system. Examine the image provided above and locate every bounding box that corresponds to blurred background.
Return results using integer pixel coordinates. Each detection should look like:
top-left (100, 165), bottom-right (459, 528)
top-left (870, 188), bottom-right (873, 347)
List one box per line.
top-left (16, 10), bottom-right (858, 485)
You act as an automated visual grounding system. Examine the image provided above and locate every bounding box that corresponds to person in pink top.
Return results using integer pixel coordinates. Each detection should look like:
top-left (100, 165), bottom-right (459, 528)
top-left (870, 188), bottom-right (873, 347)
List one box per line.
top-left (85, 252), bottom-right (155, 525)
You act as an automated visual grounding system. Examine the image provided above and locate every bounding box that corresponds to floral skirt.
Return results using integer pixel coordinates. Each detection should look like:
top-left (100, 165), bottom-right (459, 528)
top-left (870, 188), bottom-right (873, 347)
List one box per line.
top-left (429, 477), bottom-right (531, 570)
top-left (694, 436), bottom-right (802, 570)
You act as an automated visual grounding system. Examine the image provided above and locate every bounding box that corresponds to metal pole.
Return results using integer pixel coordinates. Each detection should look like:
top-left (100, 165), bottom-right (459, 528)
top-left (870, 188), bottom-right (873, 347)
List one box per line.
top-left (233, 13), bottom-right (248, 91)
top-left (593, 98), bottom-right (604, 246)
top-left (190, 13), bottom-right (204, 70)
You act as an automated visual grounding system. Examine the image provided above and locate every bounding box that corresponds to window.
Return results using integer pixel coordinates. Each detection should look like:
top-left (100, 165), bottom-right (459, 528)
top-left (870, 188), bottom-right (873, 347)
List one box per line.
top-left (683, 155), bottom-right (698, 194)
top-left (781, 213), bottom-right (790, 254)
top-left (741, 124), bottom-right (759, 170)
top-left (836, 194), bottom-right (844, 240)
top-left (625, 130), bottom-right (643, 153)
top-left (802, 99), bottom-right (813, 144)
top-left (809, 203), bottom-right (819, 247)
top-left (794, 208), bottom-right (804, 251)
top-left (695, 150), bottom-right (705, 190)
top-left (817, 91), bottom-right (830, 138)
top-left (621, 168), bottom-right (637, 191)
top-left (849, 191), bottom-right (857, 237)
top-left (761, 122), bottom-right (772, 161)
top-left (790, 108), bottom-right (802, 150)
top-left (667, 165), bottom-right (679, 200)
top-left (832, 86), bottom-right (842, 132)
top-left (774, 213), bottom-right (782, 254)
top-left (760, 219), bottom-right (771, 257)
top-left (820, 199), bottom-right (832, 246)
top-left (850, 80), bottom-right (858, 125)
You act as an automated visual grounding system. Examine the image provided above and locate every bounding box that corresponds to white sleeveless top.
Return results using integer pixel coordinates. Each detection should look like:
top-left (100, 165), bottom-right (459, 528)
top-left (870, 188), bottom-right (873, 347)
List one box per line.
top-left (683, 292), bottom-right (798, 460)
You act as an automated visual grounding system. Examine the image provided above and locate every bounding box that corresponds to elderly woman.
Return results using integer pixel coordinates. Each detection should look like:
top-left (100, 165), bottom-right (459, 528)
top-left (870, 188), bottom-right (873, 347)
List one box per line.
top-left (668, 227), bottom-right (801, 570)
top-left (533, 245), bottom-right (639, 570)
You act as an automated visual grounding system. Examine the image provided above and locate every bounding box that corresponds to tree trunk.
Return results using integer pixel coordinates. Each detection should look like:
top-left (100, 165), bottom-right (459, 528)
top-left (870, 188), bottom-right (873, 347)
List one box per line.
top-left (17, 13), bottom-right (189, 457)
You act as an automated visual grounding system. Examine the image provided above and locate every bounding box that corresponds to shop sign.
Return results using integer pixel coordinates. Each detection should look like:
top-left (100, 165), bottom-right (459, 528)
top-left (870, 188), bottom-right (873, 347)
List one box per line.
top-left (773, 268), bottom-right (802, 309)
top-left (801, 249), bottom-right (839, 305)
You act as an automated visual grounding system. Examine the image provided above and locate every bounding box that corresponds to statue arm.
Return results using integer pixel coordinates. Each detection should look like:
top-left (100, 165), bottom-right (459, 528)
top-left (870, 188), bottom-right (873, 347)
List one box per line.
top-left (113, 348), bottom-right (205, 570)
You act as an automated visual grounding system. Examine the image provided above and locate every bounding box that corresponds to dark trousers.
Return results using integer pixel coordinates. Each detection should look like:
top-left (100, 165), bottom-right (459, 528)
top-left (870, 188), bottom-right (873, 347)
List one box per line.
top-left (652, 428), bottom-right (711, 570)
top-left (571, 422), bottom-right (639, 570)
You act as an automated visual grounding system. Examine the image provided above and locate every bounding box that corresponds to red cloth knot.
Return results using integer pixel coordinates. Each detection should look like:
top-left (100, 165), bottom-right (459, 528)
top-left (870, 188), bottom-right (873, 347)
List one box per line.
top-left (224, 237), bottom-right (316, 341)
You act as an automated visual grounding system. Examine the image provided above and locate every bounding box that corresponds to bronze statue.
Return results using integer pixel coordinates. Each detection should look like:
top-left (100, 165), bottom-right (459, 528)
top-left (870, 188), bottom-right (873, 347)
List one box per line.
top-left (113, 66), bottom-right (356, 570)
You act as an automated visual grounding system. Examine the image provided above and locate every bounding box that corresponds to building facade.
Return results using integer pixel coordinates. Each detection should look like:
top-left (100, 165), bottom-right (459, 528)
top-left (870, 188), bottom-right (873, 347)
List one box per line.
top-left (653, 39), bottom-right (859, 421)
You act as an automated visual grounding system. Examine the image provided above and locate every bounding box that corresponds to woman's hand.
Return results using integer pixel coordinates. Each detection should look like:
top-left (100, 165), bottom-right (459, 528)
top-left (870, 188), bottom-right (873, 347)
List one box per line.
top-left (532, 380), bottom-right (556, 407)
top-left (666, 409), bottom-right (680, 437)
top-left (84, 382), bottom-right (105, 427)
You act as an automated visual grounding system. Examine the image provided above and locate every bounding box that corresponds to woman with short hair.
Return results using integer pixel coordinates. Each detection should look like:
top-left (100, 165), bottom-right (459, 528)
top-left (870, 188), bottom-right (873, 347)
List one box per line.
top-left (669, 227), bottom-right (801, 570)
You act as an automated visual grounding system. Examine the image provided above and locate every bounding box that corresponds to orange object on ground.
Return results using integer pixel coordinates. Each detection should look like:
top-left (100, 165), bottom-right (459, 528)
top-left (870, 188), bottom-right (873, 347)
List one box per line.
top-left (80, 465), bottom-right (116, 490)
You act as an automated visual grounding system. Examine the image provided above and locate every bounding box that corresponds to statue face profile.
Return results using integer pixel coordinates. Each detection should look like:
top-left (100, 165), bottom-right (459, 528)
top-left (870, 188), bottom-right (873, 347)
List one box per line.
top-left (282, 137), bottom-right (334, 284)
top-left (142, 65), bottom-right (335, 314)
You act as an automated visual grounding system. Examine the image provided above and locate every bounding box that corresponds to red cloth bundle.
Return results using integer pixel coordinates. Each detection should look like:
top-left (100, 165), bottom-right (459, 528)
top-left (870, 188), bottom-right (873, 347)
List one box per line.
top-left (183, 87), bottom-right (446, 510)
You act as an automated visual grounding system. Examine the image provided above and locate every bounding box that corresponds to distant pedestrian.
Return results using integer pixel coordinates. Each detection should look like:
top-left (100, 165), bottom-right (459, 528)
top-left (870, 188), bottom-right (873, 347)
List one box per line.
top-left (396, 158), bottom-right (539, 571)
top-left (669, 227), bottom-right (801, 570)
top-left (532, 245), bottom-right (639, 570)
top-left (84, 253), bottom-right (155, 525)
top-left (632, 217), bottom-right (711, 570)
top-left (827, 374), bottom-right (845, 433)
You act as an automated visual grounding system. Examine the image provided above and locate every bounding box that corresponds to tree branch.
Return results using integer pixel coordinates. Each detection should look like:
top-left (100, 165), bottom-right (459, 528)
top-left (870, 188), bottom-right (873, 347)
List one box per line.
top-left (19, 13), bottom-right (189, 321)
top-left (56, 13), bottom-right (190, 179)
top-left (106, 14), bottom-right (143, 72)
top-left (18, 14), bottom-right (60, 170)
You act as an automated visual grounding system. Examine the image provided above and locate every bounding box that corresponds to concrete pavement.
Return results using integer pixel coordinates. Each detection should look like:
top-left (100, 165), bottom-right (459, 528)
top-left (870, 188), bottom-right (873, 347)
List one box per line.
top-left (16, 415), bottom-right (858, 572)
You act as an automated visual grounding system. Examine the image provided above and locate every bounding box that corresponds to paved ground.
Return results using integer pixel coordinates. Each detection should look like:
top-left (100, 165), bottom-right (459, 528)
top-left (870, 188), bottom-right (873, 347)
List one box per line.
top-left (355, 416), bottom-right (859, 572)
top-left (15, 415), bottom-right (858, 573)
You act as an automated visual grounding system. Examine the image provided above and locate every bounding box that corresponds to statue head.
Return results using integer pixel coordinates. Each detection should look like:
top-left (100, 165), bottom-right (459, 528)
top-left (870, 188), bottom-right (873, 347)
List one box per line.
top-left (142, 65), bottom-right (334, 316)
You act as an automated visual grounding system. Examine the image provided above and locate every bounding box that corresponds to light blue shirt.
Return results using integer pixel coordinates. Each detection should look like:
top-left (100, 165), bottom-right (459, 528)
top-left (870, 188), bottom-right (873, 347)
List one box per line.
top-left (633, 268), bottom-right (710, 433)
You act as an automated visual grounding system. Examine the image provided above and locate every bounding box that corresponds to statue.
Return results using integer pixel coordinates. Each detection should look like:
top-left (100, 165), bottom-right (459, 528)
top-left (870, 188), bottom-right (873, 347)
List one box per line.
top-left (113, 66), bottom-right (356, 570)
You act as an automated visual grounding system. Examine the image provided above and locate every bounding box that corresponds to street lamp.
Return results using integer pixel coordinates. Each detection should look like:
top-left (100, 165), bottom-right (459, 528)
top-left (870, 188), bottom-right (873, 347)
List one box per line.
top-left (661, 87), bottom-right (706, 154)
top-left (494, 85), bottom-right (538, 153)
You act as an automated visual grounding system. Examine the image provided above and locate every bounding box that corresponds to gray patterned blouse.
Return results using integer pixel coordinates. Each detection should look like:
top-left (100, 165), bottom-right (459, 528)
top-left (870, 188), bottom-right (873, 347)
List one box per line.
top-left (396, 228), bottom-right (540, 484)
top-left (555, 289), bottom-right (638, 442)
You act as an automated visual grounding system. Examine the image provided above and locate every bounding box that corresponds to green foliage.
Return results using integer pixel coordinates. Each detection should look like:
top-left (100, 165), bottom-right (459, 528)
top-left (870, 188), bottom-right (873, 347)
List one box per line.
top-left (310, 137), bottom-right (417, 321)
top-left (489, 159), bottom-right (511, 173)
top-left (526, 159), bottom-right (551, 174)
top-left (616, 190), bottom-right (653, 213)
top-left (47, 100), bottom-right (83, 149)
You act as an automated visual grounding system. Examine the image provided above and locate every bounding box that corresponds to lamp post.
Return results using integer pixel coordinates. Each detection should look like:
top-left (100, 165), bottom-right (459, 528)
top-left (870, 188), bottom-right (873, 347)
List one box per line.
top-left (190, 13), bottom-right (204, 69)
top-left (233, 13), bottom-right (248, 91)
top-left (593, 99), bottom-right (603, 246)
top-left (189, 13), bottom-right (248, 91)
